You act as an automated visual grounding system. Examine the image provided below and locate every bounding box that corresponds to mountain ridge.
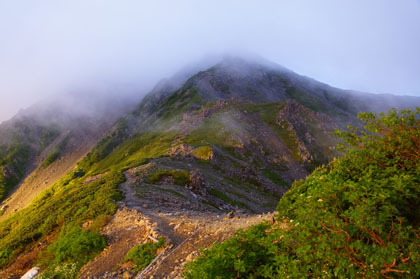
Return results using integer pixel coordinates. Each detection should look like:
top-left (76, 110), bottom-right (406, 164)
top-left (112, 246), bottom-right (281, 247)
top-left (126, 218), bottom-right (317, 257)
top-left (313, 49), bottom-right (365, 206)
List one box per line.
top-left (0, 56), bottom-right (419, 278)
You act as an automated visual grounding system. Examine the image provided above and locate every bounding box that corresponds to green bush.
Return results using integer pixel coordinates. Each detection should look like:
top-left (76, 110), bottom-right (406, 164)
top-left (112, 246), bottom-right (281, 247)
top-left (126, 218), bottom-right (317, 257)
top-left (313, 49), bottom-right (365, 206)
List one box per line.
top-left (41, 225), bottom-right (106, 266)
top-left (185, 108), bottom-right (420, 278)
top-left (184, 224), bottom-right (275, 279)
top-left (124, 237), bottom-right (165, 272)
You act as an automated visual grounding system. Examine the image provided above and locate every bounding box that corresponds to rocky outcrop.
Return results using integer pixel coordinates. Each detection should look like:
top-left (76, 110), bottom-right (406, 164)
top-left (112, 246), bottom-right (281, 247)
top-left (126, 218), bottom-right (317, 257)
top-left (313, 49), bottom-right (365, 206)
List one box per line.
top-left (168, 144), bottom-right (195, 158)
top-left (186, 169), bottom-right (207, 196)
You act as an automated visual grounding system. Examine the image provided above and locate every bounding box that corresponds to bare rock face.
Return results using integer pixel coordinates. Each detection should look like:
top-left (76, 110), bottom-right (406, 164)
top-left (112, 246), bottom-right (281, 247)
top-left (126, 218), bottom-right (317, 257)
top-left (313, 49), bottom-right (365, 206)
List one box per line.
top-left (187, 169), bottom-right (207, 196)
top-left (168, 144), bottom-right (195, 157)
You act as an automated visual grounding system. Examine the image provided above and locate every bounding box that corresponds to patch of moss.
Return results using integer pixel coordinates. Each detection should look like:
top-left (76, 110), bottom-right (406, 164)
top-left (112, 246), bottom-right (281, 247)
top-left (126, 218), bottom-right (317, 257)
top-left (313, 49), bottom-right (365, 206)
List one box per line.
top-left (192, 145), bottom-right (213, 160)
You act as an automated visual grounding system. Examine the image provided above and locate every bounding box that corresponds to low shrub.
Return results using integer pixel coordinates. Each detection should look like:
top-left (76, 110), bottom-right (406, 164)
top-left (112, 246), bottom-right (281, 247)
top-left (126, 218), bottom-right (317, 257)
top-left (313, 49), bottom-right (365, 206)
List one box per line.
top-left (124, 237), bottom-right (165, 272)
top-left (41, 225), bottom-right (106, 267)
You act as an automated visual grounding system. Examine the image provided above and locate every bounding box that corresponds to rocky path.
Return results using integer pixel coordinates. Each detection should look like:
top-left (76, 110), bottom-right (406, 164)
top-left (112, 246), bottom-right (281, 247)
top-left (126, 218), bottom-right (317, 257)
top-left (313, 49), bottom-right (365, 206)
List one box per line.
top-left (120, 170), bottom-right (186, 246)
top-left (82, 169), bottom-right (276, 279)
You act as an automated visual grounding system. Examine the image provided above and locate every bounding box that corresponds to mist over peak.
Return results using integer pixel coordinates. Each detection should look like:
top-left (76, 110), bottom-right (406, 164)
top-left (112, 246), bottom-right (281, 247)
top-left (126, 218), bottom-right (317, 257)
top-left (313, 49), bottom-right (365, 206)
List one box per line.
top-left (1, 1), bottom-right (419, 122)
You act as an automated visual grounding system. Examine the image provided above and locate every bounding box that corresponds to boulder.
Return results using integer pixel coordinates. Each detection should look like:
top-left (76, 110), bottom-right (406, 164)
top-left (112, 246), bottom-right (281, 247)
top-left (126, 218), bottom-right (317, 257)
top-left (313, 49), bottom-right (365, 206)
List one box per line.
top-left (20, 267), bottom-right (39, 279)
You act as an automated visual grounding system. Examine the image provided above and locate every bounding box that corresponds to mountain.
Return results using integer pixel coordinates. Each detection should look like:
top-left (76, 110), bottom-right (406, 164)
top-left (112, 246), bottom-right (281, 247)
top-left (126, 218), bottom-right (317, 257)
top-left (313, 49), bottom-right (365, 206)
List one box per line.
top-left (0, 93), bottom-right (136, 217)
top-left (0, 57), bottom-right (419, 278)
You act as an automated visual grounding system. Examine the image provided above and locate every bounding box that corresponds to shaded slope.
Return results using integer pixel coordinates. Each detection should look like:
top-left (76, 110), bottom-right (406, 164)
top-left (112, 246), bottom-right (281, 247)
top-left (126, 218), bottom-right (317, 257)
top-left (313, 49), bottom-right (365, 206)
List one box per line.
top-left (0, 93), bottom-right (135, 217)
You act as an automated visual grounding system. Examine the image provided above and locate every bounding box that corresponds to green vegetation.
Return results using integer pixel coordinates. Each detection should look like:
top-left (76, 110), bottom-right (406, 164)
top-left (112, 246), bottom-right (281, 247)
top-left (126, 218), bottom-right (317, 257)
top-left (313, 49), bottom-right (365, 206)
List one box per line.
top-left (262, 168), bottom-right (288, 187)
top-left (148, 169), bottom-right (190, 186)
top-left (158, 86), bottom-right (202, 120)
top-left (208, 188), bottom-right (249, 209)
top-left (0, 115), bottom-right (178, 276)
top-left (286, 86), bottom-right (329, 113)
top-left (210, 77), bottom-right (231, 94)
top-left (79, 119), bottom-right (128, 170)
top-left (0, 123), bottom-right (65, 201)
top-left (39, 226), bottom-right (106, 276)
top-left (158, 187), bottom-right (186, 198)
top-left (89, 131), bottom-right (175, 174)
top-left (192, 145), bottom-right (213, 160)
top-left (239, 102), bottom-right (301, 161)
top-left (42, 135), bottom-right (70, 168)
top-left (124, 237), bottom-right (165, 272)
top-left (38, 127), bottom-right (60, 153)
top-left (184, 224), bottom-right (273, 279)
top-left (0, 144), bottom-right (30, 201)
top-left (0, 170), bottom-right (124, 275)
top-left (184, 114), bottom-right (241, 150)
top-left (185, 108), bottom-right (420, 278)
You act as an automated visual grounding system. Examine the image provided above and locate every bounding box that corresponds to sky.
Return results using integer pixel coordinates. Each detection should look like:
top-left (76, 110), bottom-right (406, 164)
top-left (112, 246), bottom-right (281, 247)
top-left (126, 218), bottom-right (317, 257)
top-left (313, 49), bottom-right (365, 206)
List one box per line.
top-left (0, 0), bottom-right (420, 122)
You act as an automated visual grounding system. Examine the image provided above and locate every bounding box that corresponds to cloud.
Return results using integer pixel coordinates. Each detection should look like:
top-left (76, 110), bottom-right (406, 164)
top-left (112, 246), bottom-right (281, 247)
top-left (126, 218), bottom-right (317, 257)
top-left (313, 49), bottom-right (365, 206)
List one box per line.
top-left (0, 0), bottom-right (419, 121)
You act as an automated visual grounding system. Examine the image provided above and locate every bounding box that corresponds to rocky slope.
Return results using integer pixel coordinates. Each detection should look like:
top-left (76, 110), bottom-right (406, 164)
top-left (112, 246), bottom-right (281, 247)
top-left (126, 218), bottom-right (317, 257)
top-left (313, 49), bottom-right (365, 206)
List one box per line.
top-left (0, 57), bottom-right (419, 278)
top-left (0, 93), bottom-right (135, 218)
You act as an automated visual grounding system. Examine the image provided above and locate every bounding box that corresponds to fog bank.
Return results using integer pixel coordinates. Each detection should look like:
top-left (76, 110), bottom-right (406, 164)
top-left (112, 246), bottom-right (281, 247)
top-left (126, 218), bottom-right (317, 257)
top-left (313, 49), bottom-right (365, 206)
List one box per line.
top-left (1, 0), bottom-right (419, 122)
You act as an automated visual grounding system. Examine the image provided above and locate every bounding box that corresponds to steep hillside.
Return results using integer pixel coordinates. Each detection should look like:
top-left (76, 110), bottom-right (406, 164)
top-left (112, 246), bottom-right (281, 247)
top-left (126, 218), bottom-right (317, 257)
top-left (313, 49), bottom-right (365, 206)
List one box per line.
top-left (0, 57), bottom-right (419, 278)
top-left (0, 93), bottom-right (135, 218)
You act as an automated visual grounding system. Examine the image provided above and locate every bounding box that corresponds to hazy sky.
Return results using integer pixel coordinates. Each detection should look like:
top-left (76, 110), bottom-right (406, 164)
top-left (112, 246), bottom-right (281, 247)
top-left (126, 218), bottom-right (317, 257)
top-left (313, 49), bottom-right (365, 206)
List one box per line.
top-left (1, 0), bottom-right (420, 122)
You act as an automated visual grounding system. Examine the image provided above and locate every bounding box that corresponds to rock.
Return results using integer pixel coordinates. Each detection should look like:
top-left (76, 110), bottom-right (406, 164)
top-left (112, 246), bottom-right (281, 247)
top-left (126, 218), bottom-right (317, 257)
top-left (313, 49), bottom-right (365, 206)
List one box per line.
top-left (224, 211), bottom-right (235, 220)
top-left (185, 253), bottom-right (194, 262)
top-left (168, 144), bottom-right (195, 157)
top-left (187, 169), bottom-right (207, 195)
top-left (122, 271), bottom-right (132, 279)
top-left (173, 223), bottom-right (182, 230)
top-left (20, 267), bottom-right (40, 279)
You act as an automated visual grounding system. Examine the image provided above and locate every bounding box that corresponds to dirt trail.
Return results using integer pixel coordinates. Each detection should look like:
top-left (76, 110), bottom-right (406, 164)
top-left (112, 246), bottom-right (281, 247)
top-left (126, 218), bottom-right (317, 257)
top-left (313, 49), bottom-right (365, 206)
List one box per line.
top-left (120, 171), bottom-right (185, 246)
top-left (83, 170), bottom-right (276, 279)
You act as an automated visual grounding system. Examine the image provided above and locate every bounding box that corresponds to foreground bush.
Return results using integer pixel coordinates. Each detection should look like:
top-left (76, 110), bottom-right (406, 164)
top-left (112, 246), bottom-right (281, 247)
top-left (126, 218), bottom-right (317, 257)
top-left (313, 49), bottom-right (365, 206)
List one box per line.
top-left (124, 237), bottom-right (165, 272)
top-left (185, 108), bottom-right (420, 278)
